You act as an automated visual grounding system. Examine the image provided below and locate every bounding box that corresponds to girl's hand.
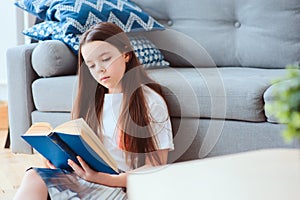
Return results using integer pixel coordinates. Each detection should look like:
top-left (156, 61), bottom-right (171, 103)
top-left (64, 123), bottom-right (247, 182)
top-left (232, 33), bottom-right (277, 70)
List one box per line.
top-left (68, 156), bottom-right (109, 184)
top-left (68, 156), bottom-right (127, 187)
top-left (43, 158), bottom-right (56, 169)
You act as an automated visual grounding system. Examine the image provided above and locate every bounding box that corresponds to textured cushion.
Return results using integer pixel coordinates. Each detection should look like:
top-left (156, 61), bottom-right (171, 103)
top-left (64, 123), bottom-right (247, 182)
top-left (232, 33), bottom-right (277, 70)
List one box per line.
top-left (148, 67), bottom-right (287, 122)
top-left (32, 40), bottom-right (77, 77)
top-left (264, 79), bottom-right (292, 123)
top-left (29, 33), bottom-right (169, 72)
top-left (132, 0), bottom-right (300, 68)
top-left (23, 21), bottom-right (62, 41)
top-left (129, 36), bottom-right (170, 68)
top-left (14, 0), bottom-right (52, 20)
top-left (32, 67), bottom-right (287, 122)
top-left (32, 76), bottom-right (78, 112)
top-left (17, 0), bottom-right (164, 54)
top-left (142, 29), bottom-right (216, 68)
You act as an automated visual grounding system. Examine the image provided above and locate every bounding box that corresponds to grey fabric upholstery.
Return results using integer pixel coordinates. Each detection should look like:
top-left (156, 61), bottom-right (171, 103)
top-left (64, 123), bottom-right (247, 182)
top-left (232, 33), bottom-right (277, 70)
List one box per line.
top-left (132, 0), bottom-right (300, 68)
top-left (170, 118), bottom-right (299, 162)
top-left (32, 76), bottom-right (77, 112)
top-left (148, 67), bottom-right (287, 121)
top-left (32, 67), bottom-right (286, 121)
top-left (32, 40), bottom-right (77, 77)
top-left (7, 0), bottom-right (300, 156)
top-left (264, 79), bottom-right (291, 123)
top-left (7, 44), bottom-right (39, 154)
top-left (31, 111), bottom-right (71, 128)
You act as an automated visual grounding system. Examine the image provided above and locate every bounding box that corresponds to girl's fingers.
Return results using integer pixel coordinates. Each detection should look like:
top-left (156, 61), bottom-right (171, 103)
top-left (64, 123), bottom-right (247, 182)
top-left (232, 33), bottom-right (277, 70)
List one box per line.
top-left (68, 159), bottom-right (84, 176)
top-left (46, 160), bottom-right (56, 169)
top-left (76, 156), bottom-right (91, 172)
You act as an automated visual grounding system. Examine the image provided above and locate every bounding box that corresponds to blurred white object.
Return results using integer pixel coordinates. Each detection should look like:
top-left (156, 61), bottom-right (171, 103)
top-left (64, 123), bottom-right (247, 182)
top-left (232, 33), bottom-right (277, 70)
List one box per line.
top-left (127, 148), bottom-right (300, 200)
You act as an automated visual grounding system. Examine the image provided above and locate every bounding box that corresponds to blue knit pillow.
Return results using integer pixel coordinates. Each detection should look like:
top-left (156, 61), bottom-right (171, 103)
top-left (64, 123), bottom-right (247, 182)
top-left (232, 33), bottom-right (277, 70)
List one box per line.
top-left (24, 22), bottom-right (169, 68)
top-left (16, 0), bottom-right (164, 53)
top-left (14, 0), bottom-right (130, 20)
top-left (23, 21), bottom-right (82, 51)
top-left (23, 21), bottom-right (62, 40)
top-left (14, 0), bottom-right (53, 20)
top-left (130, 36), bottom-right (170, 68)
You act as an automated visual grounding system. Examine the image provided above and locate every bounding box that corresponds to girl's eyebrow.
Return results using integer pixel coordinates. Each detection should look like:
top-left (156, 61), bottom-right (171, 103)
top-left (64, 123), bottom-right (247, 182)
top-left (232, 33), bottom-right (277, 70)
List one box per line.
top-left (85, 52), bottom-right (109, 63)
top-left (99, 52), bottom-right (109, 57)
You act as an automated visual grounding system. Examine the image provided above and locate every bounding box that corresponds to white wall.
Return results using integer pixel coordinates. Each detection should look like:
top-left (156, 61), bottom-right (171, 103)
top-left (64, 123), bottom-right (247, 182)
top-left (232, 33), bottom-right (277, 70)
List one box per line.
top-left (0, 1), bottom-right (30, 101)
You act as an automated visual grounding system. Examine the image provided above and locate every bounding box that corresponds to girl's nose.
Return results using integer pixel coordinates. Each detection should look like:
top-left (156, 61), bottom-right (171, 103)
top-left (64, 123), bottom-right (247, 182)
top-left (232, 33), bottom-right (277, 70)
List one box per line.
top-left (96, 64), bottom-right (106, 73)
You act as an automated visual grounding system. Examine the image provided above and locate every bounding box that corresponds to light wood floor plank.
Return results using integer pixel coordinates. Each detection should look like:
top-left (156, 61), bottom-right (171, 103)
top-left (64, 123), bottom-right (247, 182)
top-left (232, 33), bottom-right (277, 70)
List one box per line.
top-left (0, 130), bottom-right (44, 199)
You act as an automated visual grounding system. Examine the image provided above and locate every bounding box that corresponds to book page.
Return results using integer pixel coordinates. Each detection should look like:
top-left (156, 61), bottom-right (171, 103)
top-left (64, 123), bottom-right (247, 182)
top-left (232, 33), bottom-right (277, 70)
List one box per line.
top-left (53, 120), bottom-right (82, 135)
top-left (78, 119), bottom-right (119, 172)
top-left (53, 118), bottom-right (119, 173)
top-left (24, 122), bottom-right (53, 135)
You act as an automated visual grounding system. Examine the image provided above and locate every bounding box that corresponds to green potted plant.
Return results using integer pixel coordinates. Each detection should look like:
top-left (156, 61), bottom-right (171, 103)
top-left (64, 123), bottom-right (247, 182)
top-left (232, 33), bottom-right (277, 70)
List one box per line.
top-left (266, 65), bottom-right (300, 142)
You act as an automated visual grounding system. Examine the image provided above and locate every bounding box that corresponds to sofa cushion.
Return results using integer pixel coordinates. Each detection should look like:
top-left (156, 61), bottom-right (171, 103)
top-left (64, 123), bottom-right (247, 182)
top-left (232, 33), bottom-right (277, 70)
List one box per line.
top-left (129, 36), bottom-right (170, 68)
top-left (17, 0), bottom-right (164, 54)
top-left (14, 0), bottom-right (52, 20)
top-left (32, 40), bottom-right (77, 77)
top-left (31, 37), bottom-right (169, 77)
top-left (32, 76), bottom-right (77, 112)
top-left (32, 67), bottom-right (286, 122)
top-left (132, 0), bottom-right (300, 68)
top-left (23, 21), bottom-right (62, 41)
top-left (264, 79), bottom-right (292, 123)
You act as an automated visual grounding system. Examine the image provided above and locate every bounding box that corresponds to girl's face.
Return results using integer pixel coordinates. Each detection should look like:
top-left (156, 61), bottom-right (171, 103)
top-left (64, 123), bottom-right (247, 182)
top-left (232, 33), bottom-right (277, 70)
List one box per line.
top-left (81, 40), bottom-right (129, 94)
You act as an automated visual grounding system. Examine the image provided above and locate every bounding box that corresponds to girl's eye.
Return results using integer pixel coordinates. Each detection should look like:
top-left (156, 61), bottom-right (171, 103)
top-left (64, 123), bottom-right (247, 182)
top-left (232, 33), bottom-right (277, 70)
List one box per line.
top-left (102, 57), bottom-right (111, 62)
top-left (88, 64), bottom-right (95, 69)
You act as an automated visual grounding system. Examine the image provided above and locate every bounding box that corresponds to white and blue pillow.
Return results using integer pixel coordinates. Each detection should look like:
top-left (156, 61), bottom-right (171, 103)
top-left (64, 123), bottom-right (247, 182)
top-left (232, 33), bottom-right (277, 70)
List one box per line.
top-left (14, 0), bottom-right (54, 20)
top-left (16, 0), bottom-right (164, 53)
top-left (130, 36), bottom-right (170, 68)
top-left (24, 22), bottom-right (170, 67)
top-left (16, 0), bottom-right (168, 67)
top-left (23, 21), bottom-right (62, 40)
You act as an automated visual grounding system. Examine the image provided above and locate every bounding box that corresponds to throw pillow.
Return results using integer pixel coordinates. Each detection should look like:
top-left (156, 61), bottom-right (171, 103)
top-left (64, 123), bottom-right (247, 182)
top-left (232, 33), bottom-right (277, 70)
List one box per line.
top-left (14, 0), bottom-right (54, 20)
top-left (24, 22), bottom-right (169, 68)
top-left (14, 0), bottom-right (130, 20)
top-left (17, 0), bottom-right (165, 53)
top-left (23, 21), bottom-right (62, 41)
top-left (46, 0), bottom-right (164, 34)
top-left (129, 36), bottom-right (170, 68)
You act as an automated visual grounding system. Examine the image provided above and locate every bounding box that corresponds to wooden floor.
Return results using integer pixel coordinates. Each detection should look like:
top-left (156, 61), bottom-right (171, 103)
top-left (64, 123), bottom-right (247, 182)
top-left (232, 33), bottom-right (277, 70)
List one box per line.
top-left (0, 130), bottom-right (44, 200)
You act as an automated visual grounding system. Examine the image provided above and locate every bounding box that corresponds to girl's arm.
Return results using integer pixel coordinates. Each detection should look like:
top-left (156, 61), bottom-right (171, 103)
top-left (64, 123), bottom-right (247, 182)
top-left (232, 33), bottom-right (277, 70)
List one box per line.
top-left (68, 149), bottom-right (169, 187)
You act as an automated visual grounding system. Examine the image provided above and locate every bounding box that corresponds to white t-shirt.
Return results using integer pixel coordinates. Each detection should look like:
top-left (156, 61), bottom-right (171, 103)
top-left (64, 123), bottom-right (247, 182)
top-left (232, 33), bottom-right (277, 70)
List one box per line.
top-left (102, 85), bottom-right (174, 172)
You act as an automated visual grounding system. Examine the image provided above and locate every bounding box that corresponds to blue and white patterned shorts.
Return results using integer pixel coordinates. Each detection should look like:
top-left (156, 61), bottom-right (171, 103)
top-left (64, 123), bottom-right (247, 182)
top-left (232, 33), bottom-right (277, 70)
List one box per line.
top-left (33, 168), bottom-right (127, 200)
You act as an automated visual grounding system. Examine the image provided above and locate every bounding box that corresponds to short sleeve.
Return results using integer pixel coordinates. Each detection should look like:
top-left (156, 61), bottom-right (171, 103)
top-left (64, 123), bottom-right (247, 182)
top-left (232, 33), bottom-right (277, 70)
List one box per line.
top-left (143, 86), bottom-right (175, 151)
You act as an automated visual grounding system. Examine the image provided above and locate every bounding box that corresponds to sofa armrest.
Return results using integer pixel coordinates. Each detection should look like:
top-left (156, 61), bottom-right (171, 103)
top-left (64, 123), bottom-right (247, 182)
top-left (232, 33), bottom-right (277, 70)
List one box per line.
top-left (6, 43), bottom-right (39, 154)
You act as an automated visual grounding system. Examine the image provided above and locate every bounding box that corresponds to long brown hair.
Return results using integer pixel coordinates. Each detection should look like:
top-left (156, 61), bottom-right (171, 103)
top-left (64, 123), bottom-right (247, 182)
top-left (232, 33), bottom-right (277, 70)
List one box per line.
top-left (72, 22), bottom-right (167, 169)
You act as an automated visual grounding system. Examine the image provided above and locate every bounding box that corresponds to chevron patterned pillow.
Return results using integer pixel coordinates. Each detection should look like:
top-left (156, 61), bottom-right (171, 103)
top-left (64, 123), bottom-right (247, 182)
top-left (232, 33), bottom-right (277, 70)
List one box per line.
top-left (23, 21), bottom-right (169, 68)
top-left (15, 0), bottom-right (131, 20)
top-left (15, 0), bottom-right (53, 20)
top-left (16, 0), bottom-right (164, 54)
top-left (48, 0), bottom-right (164, 33)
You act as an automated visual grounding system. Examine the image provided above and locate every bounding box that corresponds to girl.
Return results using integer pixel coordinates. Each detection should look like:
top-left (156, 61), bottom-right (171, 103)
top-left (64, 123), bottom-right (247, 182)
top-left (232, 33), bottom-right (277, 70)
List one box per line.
top-left (14, 22), bottom-right (174, 200)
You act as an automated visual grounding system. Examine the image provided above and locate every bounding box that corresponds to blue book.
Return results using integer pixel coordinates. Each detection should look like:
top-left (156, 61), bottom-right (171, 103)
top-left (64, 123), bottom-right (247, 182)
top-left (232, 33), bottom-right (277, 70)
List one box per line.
top-left (21, 118), bottom-right (119, 174)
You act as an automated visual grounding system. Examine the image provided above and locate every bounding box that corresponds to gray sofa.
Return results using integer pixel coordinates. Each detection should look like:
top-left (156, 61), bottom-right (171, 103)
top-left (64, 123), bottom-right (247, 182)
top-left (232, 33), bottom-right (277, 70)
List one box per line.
top-left (7, 0), bottom-right (299, 162)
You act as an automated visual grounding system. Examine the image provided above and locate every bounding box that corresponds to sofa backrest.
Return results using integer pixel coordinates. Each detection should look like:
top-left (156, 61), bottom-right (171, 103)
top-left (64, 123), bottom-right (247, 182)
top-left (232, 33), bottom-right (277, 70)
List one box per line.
top-left (132, 0), bottom-right (300, 69)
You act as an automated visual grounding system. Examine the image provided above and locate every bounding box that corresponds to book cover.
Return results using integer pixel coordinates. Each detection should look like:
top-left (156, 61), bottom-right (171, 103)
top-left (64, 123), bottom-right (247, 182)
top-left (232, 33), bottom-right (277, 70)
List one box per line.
top-left (21, 118), bottom-right (119, 174)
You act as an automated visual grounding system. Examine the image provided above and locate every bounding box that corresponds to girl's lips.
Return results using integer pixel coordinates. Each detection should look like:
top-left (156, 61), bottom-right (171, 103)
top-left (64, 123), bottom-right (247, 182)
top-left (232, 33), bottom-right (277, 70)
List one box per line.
top-left (100, 76), bottom-right (110, 82)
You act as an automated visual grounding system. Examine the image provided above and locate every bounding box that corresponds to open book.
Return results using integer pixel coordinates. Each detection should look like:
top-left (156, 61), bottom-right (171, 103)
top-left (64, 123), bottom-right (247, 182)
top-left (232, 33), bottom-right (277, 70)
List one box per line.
top-left (22, 118), bottom-right (119, 174)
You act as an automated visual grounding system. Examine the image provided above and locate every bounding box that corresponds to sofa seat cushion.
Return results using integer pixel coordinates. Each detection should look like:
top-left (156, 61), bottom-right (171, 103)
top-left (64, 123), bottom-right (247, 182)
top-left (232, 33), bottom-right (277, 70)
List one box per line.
top-left (148, 67), bottom-right (286, 122)
top-left (32, 75), bottom-right (77, 112)
top-left (32, 67), bottom-right (286, 122)
top-left (264, 79), bottom-right (292, 123)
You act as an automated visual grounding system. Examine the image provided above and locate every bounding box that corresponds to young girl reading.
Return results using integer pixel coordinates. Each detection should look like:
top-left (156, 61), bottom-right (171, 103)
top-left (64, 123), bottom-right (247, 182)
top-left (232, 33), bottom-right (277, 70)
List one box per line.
top-left (14, 22), bottom-right (174, 200)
